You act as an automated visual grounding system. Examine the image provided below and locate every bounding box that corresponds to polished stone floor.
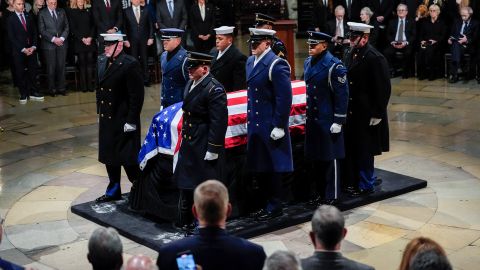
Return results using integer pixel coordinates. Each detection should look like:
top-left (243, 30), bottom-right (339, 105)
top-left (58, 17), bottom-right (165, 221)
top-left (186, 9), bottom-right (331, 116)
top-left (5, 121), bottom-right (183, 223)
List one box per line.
top-left (1, 39), bottom-right (480, 269)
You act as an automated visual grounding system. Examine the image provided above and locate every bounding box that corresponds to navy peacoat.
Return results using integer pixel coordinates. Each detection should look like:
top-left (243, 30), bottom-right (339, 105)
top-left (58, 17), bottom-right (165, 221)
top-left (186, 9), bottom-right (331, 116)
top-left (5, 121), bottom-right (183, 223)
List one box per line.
top-left (160, 47), bottom-right (189, 108)
top-left (96, 52), bottom-right (145, 165)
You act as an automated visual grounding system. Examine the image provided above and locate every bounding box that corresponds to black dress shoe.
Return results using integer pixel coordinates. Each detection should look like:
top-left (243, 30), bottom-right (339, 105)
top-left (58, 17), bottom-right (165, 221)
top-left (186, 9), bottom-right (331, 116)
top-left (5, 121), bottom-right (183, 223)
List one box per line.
top-left (50, 92), bottom-right (56, 97)
top-left (349, 188), bottom-right (375, 198)
top-left (321, 199), bottom-right (338, 205)
top-left (256, 208), bottom-right (283, 221)
top-left (449, 75), bottom-right (458, 83)
top-left (307, 195), bottom-right (323, 208)
top-left (249, 208), bottom-right (267, 219)
top-left (342, 186), bottom-right (356, 193)
top-left (58, 91), bottom-right (67, 96)
top-left (95, 194), bottom-right (121, 203)
top-left (374, 177), bottom-right (383, 186)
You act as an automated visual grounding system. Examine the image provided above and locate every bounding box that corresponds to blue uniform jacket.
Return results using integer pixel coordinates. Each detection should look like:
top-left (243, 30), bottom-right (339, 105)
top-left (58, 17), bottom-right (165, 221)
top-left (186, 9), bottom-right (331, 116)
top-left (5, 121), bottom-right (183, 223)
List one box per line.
top-left (246, 49), bottom-right (293, 172)
top-left (160, 47), bottom-right (188, 108)
top-left (304, 51), bottom-right (349, 161)
top-left (156, 227), bottom-right (266, 270)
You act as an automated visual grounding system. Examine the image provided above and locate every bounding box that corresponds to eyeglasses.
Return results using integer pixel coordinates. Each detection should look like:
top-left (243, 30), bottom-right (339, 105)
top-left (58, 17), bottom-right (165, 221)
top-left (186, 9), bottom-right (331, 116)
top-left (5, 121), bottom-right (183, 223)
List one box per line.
top-left (397, 9), bottom-right (406, 11)
top-left (429, 9), bottom-right (438, 12)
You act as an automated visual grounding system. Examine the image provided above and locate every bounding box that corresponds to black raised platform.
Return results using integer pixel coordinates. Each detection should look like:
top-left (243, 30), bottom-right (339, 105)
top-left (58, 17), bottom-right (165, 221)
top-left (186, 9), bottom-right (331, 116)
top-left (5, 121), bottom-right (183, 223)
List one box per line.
top-left (71, 169), bottom-right (427, 251)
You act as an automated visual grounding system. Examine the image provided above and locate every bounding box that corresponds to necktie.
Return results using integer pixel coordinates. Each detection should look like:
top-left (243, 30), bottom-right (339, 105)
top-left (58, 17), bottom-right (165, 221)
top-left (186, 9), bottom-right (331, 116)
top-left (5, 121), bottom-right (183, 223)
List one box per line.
top-left (52, 10), bottom-right (57, 22)
top-left (20, 13), bottom-right (27, 31)
top-left (135, 7), bottom-right (140, 23)
top-left (336, 20), bottom-right (341, 37)
top-left (200, 4), bottom-right (205, 21)
top-left (397, 19), bottom-right (404, 42)
top-left (460, 22), bottom-right (466, 35)
top-left (168, 1), bottom-right (174, 18)
top-left (106, 0), bottom-right (111, 12)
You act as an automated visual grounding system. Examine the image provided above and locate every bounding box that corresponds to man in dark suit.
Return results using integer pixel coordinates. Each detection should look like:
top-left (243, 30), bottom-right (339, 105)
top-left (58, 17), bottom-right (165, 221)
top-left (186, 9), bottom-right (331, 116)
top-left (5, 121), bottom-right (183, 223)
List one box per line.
top-left (156, 0), bottom-right (187, 30)
top-left (7, 0), bottom-right (44, 104)
top-left (172, 52), bottom-right (228, 230)
top-left (38, 0), bottom-right (69, 96)
top-left (368, 0), bottom-right (394, 26)
top-left (95, 33), bottom-right (144, 203)
top-left (447, 7), bottom-right (479, 83)
top-left (210, 26), bottom-right (246, 92)
top-left (343, 22), bottom-right (390, 197)
top-left (92, 0), bottom-right (123, 51)
top-left (384, 3), bottom-right (416, 78)
top-left (302, 205), bottom-right (375, 270)
top-left (312, 0), bottom-right (335, 32)
top-left (124, 0), bottom-right (154, 86)
top-left (325, 5), bottom-right (349, 59)
top-left (157, 180), bottom-right (266, 270)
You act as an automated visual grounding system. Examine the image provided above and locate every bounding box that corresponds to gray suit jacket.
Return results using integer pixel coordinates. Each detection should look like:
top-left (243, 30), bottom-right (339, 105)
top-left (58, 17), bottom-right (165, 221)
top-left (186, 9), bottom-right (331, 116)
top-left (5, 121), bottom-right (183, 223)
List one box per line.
top-left (302, 251), bottom-right (375, 270)
top-left (38, 7), bottom-right (69, 50)
top-left (156, 0), bottom-right (187, 29)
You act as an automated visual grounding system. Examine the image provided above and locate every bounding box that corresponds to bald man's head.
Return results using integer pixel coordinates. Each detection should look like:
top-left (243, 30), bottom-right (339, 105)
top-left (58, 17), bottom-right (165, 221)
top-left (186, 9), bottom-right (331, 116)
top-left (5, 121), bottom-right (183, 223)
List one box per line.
top-left (126, 254), bottom-right (156, 270)
top-left (193, 180), bottom-right (230, 226)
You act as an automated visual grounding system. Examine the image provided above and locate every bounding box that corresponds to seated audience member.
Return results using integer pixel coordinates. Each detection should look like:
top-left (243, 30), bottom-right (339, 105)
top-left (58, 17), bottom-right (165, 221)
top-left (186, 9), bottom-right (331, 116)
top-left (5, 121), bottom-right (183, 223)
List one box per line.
top-left (301, 205), bottom-right (374, 270)
top-left (410, 250), bottom-right (452, 270)
top-left (263, 250), bottom-right (302, 270)
top-left (384, 3), bottom-right (416, 78)
top-left (360, 7), bottom-right (378, 47)
top-left (447, 6), bottom-right (478, 83)
top-left (156, 180), bottom-right (266, 270)
top-left (125, 254), bottom-right (157, 270)
top-left (0, 216), bottom-right (25, 270)
top-left (399, 237), bottom-right (447, 270)
top-left (416, 4), bottom-right (446, 80)
top-left (325, 5), bottom-right (349, 58)
top-left (87, 227), bottom-right (123, 270)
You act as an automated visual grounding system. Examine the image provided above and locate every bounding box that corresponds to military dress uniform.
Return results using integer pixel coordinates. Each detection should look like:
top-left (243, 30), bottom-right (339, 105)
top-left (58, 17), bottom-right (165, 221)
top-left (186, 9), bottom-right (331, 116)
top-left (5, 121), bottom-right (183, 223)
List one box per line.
top-left (304, 32), bottom-right (349, 204)
top-left (173, 52), bottom-right (228, 229)
top-left (246, 28), bottom-right (293, 220)
top-left (159, 28), bottom-right (189, 108)
top-left (96, 34), bottom-right (145, 201)
top-left (343, 23), bottom-right (391, 195)
top-left (254, 13), bottom-right (288, 60)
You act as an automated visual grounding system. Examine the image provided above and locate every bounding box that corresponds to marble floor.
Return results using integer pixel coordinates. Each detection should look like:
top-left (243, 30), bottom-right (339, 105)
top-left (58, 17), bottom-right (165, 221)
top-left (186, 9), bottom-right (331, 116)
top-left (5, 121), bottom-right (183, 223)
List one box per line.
top-left (1, 39), bottom-right (480, 270)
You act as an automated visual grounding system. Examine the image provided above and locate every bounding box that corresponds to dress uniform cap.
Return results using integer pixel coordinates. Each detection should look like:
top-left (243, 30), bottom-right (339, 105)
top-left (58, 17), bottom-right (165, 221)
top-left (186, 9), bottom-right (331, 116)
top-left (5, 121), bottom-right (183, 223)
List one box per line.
top-left (307, 31), bottom-right (332, 44)
top-left (160, 28), bottom-right (185, 40)
top-left (346, 22), bottom-right (373, 36)
top-left (247, 28), bottom-right (276, 43)
top-left (101, 32), bottom-right (126, 42)
top-left (214, 26), bottom-right (235, 35)
top-left (255, 13), bottom-right (276, 27)
top-left (186, 51), bottom-right (213, 68)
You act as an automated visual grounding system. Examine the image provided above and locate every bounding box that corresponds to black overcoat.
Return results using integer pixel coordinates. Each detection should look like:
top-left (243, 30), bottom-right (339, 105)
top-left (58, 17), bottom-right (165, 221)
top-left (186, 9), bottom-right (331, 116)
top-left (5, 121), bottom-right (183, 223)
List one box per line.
top-left (173, 73), bottom-right (228, 190)
top-left (344, 44), bottom-right (390, 156)
top-left (96, 52), bottom-right (145, 165)
top-left (210, 45), bottom-right (247, 92)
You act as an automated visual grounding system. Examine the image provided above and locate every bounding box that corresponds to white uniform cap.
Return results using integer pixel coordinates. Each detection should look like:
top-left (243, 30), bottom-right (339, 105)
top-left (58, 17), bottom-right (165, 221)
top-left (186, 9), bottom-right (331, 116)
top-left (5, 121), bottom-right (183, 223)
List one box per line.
top-left (214, 26), bottom-right (235, 35)
top-left (100, 33), bottom-right (126, 41)
top-left (346, 22), bottom-right (374, 34)
top-left (248, 28), bottom-right (276, 36)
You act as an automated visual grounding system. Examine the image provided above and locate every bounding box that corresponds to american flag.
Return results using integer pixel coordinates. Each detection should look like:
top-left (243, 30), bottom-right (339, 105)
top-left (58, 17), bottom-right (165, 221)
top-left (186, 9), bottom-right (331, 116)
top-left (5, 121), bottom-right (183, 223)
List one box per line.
top-left (138, 80), bottom-right (307, 170)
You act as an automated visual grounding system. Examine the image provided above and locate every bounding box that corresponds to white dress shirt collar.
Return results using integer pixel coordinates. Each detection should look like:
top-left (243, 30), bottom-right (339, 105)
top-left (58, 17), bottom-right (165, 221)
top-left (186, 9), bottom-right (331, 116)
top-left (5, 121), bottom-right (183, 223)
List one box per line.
top-left (254, 46), bottom-right (272, 67)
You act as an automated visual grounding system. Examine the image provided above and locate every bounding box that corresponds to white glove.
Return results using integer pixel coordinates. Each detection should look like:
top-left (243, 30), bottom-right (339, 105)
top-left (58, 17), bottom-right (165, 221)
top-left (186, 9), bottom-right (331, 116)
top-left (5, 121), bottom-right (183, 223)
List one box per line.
top-left (270, 127), bottom-right (285, 140)
top-left (330, 123), bottom-right (342, 133)
top-left (369, 118), bottom-right (382, 126)
top-left (159, 105), bottom-right (164, 111)
top-left (124, 123), bottom-right (137, 132)
top-left (204, 151), bottom-right (218, 160)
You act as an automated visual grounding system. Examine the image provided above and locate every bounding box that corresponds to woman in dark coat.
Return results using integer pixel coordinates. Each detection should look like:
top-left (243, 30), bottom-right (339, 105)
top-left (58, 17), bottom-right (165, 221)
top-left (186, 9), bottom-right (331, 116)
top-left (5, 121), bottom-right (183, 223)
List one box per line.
top-left (67, 0), bottom-right (96, 91)
top-left (188, 0), bottom-right (215, 53)
top-left (360, 7), bottom-right (379, 47)
top-left (416, 4), bottom-right (446, 80)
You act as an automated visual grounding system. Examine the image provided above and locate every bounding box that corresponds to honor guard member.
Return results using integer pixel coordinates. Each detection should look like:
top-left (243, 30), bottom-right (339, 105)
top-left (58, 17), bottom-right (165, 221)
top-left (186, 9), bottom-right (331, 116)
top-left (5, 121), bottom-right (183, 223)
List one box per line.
top-left (343, 22), bottom-right (391, 197)
top-left (159, 28), bottom-right (189, 109)
top-left (95, 33), bottom-right (145, 203)
top-left (254, 13), bottom-right (288, 60)
top-left (304, 31), bottom-right (349, 207)
top-left (173, 51), bottom-right (228, 231)
top-left (210, 26), bottom-right (247, 92)
top-left (246, 28), bottom-right (293, 221)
